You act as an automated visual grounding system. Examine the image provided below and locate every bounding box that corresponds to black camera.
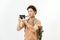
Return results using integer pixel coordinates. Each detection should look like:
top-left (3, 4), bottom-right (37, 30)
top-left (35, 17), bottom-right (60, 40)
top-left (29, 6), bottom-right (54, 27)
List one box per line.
top-left (19, 15), bottom-right (25, 19)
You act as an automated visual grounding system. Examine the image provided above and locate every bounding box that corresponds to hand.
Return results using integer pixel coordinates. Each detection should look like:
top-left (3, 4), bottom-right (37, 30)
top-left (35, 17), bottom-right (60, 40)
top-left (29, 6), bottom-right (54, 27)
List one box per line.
top-left (18, 16), bottom-right (25, 23)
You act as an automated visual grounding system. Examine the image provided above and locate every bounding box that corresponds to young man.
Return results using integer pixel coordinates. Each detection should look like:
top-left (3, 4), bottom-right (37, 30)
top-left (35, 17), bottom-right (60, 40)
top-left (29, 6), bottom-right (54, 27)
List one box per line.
top-left (17, 5), bottom-right (41, 40)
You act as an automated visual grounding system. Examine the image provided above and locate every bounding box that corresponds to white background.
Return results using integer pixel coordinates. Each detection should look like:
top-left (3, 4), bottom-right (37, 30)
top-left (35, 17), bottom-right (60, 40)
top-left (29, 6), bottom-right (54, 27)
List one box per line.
top-left (0, 0), bottom-right (60, 40)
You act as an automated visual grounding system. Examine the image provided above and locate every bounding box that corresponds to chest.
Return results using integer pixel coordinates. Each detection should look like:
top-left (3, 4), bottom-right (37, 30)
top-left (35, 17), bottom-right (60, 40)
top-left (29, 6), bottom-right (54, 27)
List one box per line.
top-left (28, 19), bottom-right (34, 26)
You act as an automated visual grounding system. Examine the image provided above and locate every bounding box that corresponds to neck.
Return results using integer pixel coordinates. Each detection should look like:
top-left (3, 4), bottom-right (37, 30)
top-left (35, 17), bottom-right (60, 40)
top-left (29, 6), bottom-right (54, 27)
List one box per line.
top-left (30, 16), bottom-right (35, 20)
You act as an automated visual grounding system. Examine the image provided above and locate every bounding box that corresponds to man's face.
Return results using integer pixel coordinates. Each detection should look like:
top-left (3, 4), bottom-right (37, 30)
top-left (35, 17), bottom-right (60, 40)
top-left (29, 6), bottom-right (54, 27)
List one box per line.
top-left (27, 8), bottom-right (36, 17)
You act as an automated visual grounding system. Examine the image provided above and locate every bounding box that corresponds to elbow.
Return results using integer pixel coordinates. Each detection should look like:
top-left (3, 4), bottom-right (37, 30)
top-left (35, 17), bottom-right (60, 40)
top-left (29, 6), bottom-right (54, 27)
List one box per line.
top-left (17, 27), bottom-right (20, 31)
top-left (17, 29), bottom-right (20, 31)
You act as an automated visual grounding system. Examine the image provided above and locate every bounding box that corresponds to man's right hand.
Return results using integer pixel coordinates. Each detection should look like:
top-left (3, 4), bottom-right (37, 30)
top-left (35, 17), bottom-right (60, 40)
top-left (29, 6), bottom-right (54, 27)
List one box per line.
top-left (17, 16), bottom-right (25, 31)
top-left (18, 16), bottom-right (25, 23)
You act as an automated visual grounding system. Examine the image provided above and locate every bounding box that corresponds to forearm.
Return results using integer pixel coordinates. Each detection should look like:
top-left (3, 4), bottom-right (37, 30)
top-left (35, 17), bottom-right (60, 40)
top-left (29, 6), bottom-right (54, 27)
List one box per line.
top-left (17, 22), bottom-right (24, 31)
top-left (17, 24), bottom-right (21, 31)
top-left (24, 21), bottom-right (38, 32)
top-left (27, 23), bottom-right (38, 32)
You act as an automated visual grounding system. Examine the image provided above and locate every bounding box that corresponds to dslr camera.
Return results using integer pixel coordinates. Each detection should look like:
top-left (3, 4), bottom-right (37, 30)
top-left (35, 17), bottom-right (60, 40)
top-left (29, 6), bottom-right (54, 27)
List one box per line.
top-left (19, 15), bottom-right (25, 19)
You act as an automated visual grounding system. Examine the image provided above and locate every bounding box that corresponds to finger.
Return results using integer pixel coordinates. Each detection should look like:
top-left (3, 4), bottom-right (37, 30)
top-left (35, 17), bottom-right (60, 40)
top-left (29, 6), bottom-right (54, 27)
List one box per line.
top-left (23, 17), bottom-right (24, 19)
top-left (18, 16), bottom-right (21, 22)
top-left (18, 15), bottom-right (21, 19)
top-left (22, 17), bottom-right (25, 20)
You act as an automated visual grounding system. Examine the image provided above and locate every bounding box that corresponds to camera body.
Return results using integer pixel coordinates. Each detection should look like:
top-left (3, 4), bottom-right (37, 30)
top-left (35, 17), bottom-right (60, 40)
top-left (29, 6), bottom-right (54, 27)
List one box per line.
top-left (19, 15), bottom-right (25, 19)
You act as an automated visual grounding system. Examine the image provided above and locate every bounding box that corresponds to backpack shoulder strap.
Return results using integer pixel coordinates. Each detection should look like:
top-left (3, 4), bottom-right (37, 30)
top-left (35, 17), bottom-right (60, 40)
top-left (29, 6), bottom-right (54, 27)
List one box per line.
top-left (34, 18), bottom-right (38, 26)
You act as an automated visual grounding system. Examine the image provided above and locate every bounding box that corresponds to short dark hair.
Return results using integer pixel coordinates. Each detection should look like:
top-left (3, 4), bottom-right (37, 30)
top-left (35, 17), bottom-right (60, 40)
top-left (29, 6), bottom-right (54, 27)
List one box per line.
top-left (27, 5), bottom-right (37, 13)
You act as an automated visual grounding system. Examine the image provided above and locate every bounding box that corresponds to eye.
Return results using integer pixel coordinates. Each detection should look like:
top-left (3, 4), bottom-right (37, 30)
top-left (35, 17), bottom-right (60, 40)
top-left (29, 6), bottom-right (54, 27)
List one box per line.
top-left (30, 10), bottom-right (32, 12)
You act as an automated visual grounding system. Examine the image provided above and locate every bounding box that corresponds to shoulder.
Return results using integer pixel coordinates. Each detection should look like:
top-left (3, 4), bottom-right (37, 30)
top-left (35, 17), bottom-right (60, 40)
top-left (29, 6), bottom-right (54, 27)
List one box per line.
top-left (35, 18), bottom-right (41, 26)
top-left (35, 18), bottom-right (41, 24)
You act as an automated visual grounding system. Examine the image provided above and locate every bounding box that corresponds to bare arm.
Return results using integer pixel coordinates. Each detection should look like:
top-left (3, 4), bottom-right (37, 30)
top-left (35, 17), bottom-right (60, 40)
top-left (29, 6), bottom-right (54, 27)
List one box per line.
top-left (17, 16), bottom-right (25, 31)
top-left (24, 20), bottom-right (41, 32)
top-left (17, 22), bottom-right (24, 31)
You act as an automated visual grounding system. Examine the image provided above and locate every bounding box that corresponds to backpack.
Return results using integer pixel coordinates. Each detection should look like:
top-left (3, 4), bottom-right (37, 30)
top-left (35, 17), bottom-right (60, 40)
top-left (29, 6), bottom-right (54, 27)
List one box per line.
top-left (25, 18), bottom-right (43, 40)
